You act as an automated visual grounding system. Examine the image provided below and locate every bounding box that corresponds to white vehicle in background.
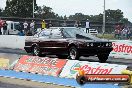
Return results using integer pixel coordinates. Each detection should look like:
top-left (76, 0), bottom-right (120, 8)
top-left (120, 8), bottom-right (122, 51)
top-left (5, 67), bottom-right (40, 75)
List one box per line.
top-left (89, 29), bottom-right (98, 36)
top-left (81, 28), bottom-right (98, 36)
top-left (6, 21), bottom-right (20, 35)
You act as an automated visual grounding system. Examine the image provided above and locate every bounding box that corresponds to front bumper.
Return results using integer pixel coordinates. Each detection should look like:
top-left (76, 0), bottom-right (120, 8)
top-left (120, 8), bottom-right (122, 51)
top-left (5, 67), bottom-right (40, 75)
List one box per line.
top-left (78, 47), bottom-right (113, 56)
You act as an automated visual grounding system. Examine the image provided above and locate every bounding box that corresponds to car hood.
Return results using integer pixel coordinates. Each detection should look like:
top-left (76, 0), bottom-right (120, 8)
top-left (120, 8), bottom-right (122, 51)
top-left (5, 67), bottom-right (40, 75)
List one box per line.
top-left (74, 34), bottom-right (110, 42)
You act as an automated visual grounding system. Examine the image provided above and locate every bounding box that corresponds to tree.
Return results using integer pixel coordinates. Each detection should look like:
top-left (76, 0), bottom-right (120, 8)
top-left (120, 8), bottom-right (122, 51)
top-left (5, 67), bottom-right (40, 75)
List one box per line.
top-left (35, 5), bottom-right (55, 19)
top-left (0, 8), bottom-right (4, 16)
top-left (120, 18), bottom-right (132, 26)
top-left (88, 14), bottom-right (103, 22)
top-left (35, 5), bottom-right (63, 19)
top-left (105, 9), bottom-right (123, 23)
top-left (4, 0), bottom-right (37, 18)
top-left (69, 13), bottom-right (88, 21)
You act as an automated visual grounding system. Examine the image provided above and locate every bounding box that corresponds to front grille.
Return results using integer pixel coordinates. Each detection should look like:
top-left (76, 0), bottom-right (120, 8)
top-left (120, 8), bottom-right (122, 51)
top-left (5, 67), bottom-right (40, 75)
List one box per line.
top-left (94, 42), bottom-right (106, 47)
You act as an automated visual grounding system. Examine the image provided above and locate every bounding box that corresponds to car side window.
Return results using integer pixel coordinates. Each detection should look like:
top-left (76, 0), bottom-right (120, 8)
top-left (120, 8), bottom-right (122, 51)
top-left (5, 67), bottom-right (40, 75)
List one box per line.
top-left (50, 29), bottom-right (62, 39)
top-left (39, 30), bottom-right (51, 38)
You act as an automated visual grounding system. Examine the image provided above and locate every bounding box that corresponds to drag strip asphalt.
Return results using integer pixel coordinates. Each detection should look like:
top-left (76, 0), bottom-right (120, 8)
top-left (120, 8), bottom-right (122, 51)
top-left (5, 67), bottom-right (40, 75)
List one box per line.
top-left (0, 48), bottom-right (132, 69)
top-left (0, 77), bottom-right (71, 88)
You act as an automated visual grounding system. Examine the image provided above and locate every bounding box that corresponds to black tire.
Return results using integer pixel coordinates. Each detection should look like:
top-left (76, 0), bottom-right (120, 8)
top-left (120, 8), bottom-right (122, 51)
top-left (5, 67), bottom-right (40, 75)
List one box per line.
top-left (68, 46), bottom-right (80, 60)
top-left (97, 54), bottom-right (109, 63)
top-left (76, 76), bottom-right (86, 85)
top-left (32, 45), bottom-right (41, 56)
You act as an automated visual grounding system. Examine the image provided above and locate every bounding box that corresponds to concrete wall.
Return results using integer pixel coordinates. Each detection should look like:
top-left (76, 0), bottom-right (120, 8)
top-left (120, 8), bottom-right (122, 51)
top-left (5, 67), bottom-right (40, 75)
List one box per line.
top-left (0, 35), bottom-right (25, 49)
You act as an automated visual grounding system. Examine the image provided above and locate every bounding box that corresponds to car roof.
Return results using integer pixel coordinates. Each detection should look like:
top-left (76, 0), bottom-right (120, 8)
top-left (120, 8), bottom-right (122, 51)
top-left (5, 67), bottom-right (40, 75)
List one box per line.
top-left (49, 27), bottom-right (78, 30)
top-left (50, 27), bottom-right (77, 29)
top-left (38, 27), bottom-right (80, 34)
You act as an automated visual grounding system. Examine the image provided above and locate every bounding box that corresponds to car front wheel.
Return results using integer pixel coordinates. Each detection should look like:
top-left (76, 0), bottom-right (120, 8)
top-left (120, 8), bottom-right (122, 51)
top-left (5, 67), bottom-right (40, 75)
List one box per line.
top-left (97, 54), bottom-right (109, 63)
top-left (69, 46), bottom-right (79, 60)
top-left (32, 46), bottom-right (41, 56)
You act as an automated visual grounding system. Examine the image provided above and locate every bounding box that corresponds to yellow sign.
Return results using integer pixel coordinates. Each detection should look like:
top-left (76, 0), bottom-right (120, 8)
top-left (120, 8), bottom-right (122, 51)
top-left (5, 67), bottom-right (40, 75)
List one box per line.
top-left (0, 58), bottom-right (9, 69)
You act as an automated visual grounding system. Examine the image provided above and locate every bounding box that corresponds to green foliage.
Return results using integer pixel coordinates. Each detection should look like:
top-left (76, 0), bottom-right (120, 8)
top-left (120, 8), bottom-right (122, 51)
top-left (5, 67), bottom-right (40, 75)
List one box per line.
top-left (88, 14), bottom-right (103, 22)
top-left (2, 1), bottom-right (132, 25)
top-left (105, 9), bottom-right (123, 23)
top-left (0, 8), bottom-right (4, 16)
top-left (4, 0), bottom-right (37, 18)
top-left (69, 13), bottom-right (88, 21)
top-left (97, 34), bottom-right (115, 40)
top-left (35, 5), bottom-right (63, 19)
top-left (68, 9), bottom-right (124, 23)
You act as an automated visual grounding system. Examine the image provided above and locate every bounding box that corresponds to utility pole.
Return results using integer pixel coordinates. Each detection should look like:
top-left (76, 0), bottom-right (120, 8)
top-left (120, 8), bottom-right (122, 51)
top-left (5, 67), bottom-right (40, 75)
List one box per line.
top-left (33, 0), bottom-right (34, 18)
top-left (102, 0), bottom-right (105, 35)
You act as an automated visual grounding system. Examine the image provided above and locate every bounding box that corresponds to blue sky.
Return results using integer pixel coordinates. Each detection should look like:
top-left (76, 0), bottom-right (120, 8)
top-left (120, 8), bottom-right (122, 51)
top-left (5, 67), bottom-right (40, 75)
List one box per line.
top-left (0, 0), bottom-right (132, 22)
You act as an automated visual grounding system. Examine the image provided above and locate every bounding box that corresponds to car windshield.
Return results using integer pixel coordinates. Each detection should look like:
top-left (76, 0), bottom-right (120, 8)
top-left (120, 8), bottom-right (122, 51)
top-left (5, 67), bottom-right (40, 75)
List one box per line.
top-left (62, 28), bottom-right (101, 40)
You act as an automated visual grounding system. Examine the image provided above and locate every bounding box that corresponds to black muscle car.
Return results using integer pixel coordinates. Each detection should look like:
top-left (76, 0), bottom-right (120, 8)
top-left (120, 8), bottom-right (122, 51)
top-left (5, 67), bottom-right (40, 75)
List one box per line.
top-left (24, 27), bottom-right (113, 62)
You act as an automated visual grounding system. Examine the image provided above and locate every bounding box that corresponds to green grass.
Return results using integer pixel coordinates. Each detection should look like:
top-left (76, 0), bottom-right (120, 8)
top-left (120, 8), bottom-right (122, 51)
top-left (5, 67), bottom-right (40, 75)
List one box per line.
top-left (97, 34), bottom-right (116, 40)
top-left (97, 34), bottom-right (132, 40)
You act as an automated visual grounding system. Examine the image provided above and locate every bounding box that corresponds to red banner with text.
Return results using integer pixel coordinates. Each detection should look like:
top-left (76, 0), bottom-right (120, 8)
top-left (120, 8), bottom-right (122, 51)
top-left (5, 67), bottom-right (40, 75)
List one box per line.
top-left (13, 55), bottom-right (67, 76)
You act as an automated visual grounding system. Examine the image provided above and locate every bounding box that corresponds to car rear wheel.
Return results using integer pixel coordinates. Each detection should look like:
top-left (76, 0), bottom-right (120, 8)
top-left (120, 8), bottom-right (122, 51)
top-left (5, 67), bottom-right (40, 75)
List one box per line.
top-left (32, 46), bottom-right (41, 56)
top-left (69, 46), bottom-right (79, 60)
top-left (97, 54), bottom-right (109, 63)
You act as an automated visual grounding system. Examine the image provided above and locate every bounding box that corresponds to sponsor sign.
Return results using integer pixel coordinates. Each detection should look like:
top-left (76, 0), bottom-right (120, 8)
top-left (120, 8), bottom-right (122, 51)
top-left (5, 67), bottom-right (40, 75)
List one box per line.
top-left (13, 55), bottom-right (67, 76)
top-left (0, 58), bottom-right (9, 69)
top-left (59, 60), bottom-right (127, 78)
top-left (76, 74), bottom-right (130, 85)
top-left (110, 40), bottom-right (132, 59)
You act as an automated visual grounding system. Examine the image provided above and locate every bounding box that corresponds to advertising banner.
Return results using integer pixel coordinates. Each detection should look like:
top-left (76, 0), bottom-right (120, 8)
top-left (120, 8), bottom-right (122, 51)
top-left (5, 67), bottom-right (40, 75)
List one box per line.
top-left (76, 74), bottom-right (130, 85)
top-left (110, 40), bottom-right (132, 59)
top-left (13, 55), bottom-right (67, 76)
top-left (59, 60), bottom-right (127, 78)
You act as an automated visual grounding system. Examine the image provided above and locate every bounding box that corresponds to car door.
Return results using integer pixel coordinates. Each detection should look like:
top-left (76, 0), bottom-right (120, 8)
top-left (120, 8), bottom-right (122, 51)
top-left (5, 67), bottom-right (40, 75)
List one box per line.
top-left (37, 29), bottom-right (52, 53)
top-left (49, 29), bottom-right (68, 54)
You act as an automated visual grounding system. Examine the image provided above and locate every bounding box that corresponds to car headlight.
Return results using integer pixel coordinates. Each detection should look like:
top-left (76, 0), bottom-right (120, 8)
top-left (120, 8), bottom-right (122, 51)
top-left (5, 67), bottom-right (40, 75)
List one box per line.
top-left (87, 43), bottom-right (94, 47)
top-left (106, 43), bottom-right (109, 46)
top-left (90, 43), bottom-right (94, 46)
top-left (108, 43), bottom-right (112, 46)
top-left (87, 43), bottom-right (90, 46)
